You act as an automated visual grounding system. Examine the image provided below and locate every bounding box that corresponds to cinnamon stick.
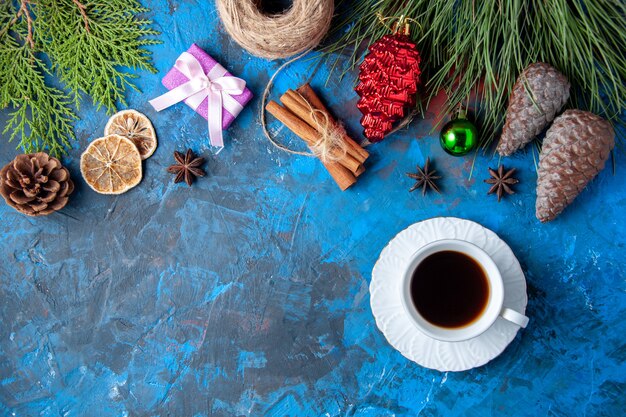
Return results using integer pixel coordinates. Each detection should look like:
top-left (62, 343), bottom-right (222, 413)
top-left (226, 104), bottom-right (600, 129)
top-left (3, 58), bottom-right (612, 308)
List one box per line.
top-left (279, 91), bottom-right (363, 175)
top-left (285, 89), bottom-right (368, 166)
top-left (265, 101), bottom-right (357, 191)
top-left (296, 83), bottom-right (370, 162)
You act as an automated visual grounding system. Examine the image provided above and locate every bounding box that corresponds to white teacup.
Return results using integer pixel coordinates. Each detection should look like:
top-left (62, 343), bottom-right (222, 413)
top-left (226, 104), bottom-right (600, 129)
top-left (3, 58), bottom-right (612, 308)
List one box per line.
top-left (400, 239), bottom-right (529, 342)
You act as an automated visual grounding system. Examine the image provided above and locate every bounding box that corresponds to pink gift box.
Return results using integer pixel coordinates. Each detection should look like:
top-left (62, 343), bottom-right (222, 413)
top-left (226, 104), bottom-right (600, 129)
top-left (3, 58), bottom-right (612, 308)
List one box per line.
top-left (161, 44), bottom-right (253, 129)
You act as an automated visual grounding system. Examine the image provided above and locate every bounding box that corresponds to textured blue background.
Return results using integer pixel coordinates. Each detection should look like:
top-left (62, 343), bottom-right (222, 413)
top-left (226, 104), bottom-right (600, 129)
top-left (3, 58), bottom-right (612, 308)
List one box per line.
top-left (1, 1), bottom-right (625, 416)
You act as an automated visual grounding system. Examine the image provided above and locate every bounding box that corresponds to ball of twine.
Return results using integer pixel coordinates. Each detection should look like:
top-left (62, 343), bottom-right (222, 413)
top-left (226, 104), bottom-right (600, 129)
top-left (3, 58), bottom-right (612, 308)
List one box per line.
top-left (215, 0), bottom-right (334, 60)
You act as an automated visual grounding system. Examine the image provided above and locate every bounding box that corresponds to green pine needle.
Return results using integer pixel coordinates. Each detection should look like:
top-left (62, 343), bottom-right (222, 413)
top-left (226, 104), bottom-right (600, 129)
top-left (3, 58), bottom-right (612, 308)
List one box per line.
top-left (0, 2), bottom-right (75, 157)
top-left (0, 0), bottom-right (160, 157)
top-left (38, 0), bottom-right (160, 113)
top-left (322, 0), bottom-right (626, 148)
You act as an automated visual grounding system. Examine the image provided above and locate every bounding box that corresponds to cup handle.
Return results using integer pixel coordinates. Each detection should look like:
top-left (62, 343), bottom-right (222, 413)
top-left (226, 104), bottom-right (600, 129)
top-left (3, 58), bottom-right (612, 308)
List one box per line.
top-left (500, 307), bottom-right (529, 328)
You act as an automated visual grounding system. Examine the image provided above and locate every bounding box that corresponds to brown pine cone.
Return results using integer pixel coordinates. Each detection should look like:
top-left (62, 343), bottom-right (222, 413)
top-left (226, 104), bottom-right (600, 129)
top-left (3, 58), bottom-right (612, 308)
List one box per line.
top-left (536, 110), bottom-right (614, 223)
top-left (497, 62), bottom-right (570, 156)
top-left (0, 153), bottom-right (74, 216)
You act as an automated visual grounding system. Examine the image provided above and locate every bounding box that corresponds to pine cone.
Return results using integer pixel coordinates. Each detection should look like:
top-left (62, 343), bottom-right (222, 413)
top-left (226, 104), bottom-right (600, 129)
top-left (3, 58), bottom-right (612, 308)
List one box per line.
top-left (536, 110), bottom-right (614, 222)
top-left (0, 153), bottom-right (74, 216)
top-left (355, 33), bottom-right (421, 142)
top-left (497, 62), bottom-right (570, 156)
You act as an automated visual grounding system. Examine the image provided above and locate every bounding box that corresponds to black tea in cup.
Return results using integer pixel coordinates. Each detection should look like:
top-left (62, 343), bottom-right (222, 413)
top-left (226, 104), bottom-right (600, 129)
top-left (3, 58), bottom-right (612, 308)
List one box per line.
top-left (410, 250), bottom-right (490, 328)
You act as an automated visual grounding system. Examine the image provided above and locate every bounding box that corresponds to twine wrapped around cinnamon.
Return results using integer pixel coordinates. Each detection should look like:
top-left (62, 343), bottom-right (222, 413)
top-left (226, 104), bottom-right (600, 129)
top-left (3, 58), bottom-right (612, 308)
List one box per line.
top-left (265, 83), bottom-right (369, 190)
top-left (279, 91), bottom-right (348, 163)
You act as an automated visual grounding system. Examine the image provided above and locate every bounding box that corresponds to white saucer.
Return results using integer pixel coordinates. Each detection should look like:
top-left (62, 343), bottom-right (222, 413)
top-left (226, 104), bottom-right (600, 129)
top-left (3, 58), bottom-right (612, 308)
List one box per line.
top-left (370, 217), bottom-right (528, 372)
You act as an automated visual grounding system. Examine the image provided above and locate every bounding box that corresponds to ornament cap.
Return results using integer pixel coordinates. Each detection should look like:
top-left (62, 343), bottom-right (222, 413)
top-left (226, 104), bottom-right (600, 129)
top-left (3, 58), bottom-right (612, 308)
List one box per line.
top-left (384, 14), bottom-right (419, 36)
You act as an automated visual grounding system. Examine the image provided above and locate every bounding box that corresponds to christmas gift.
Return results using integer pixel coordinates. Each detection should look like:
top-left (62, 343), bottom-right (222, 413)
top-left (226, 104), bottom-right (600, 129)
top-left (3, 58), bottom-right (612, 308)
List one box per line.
top-left (150, 44), bottom-right (253, 148)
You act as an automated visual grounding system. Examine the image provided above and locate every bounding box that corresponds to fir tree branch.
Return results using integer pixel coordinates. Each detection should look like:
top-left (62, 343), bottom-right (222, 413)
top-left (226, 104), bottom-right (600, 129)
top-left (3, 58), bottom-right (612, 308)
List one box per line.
top-left (17, 0), bottom-right (34, 49)
top-left (71, 0), bottom-right (90, 33)
top-left (0, 0), bottom-right (34, 48)
top-left (0, 12), bottom-right (76, 157)
top-left (0, 0), bottom-right (160, 156)
top-left (38, 0), bottom-right (160, 113)
top-left (0, 6), bottom-right (19, 40)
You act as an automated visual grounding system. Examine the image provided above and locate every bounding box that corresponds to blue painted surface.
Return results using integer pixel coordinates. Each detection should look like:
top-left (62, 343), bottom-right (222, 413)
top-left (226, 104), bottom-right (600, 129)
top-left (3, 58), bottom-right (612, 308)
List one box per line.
top-left (1, 1), bottom-right (625, 416)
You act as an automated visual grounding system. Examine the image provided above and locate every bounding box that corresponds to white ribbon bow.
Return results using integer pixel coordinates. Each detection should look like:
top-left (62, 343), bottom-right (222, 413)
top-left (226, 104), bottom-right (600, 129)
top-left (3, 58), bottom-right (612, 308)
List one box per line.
top-left (149, 52), bottom-right (246, 148)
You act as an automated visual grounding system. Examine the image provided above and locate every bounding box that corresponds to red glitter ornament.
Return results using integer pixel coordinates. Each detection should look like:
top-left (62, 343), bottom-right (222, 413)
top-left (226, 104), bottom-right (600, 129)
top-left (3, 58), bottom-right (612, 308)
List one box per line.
top-left (355, 32), bottom-right (421, 142)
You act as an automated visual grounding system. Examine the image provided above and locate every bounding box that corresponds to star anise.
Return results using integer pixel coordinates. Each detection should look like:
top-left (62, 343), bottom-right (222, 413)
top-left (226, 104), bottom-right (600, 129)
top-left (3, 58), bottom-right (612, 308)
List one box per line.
top-left (406, 158), bottom-right (442, 195)
top-left (167, 149), bottom-right (206, 186)
top-left (484, 165), bottom-right (519, 202)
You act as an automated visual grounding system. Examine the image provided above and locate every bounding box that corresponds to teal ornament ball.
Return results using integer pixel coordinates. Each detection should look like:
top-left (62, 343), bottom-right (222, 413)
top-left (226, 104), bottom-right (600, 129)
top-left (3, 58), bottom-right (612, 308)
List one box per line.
top-left (439, 111), bottom-right (478, 156)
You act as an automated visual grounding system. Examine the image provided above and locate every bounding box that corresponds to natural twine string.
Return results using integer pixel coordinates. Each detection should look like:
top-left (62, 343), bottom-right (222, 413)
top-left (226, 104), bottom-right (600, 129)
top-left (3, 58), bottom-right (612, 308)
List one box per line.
top-left (260, 51), bottom-right (348, 162)
top-left (296, 91), bottom-right (349, 163)
top-left (260, 52), bottom-right (312, 157)
top-left (215, 0), bottom-right (334, 60)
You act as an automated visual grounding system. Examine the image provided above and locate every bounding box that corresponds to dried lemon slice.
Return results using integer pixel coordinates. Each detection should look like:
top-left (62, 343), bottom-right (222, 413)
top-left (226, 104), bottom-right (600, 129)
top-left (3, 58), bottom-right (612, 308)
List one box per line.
top-left (104, 109), bottom-right (157, 160)
top-left (80, 134), bottom-right (143, 194)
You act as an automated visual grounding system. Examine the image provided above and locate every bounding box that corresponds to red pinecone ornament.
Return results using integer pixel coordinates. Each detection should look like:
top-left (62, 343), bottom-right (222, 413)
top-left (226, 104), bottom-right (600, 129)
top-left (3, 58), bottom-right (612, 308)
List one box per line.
top-left (355, 33), bottom-right (421, 142)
